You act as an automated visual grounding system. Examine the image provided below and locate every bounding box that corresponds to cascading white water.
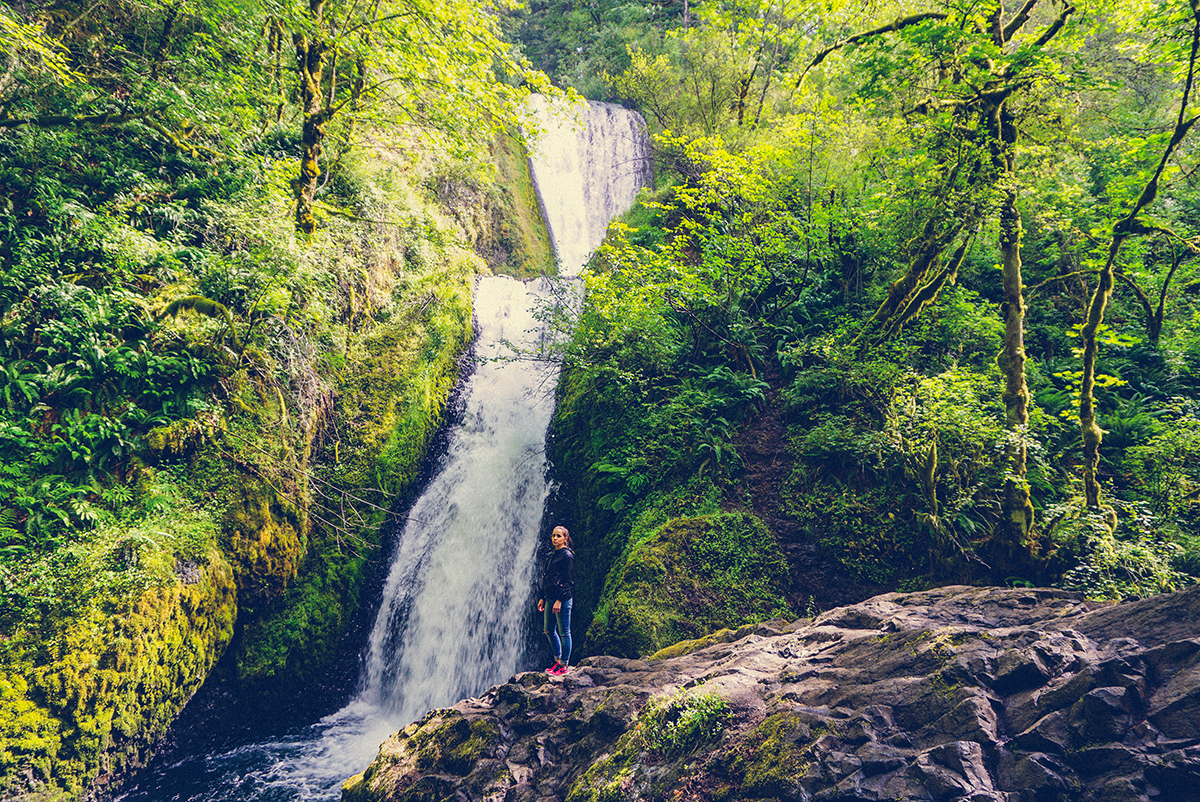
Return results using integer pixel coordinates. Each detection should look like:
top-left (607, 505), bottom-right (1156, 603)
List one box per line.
top-left (353, 97), bottom-right (651, 719)
top-left (116, 98), bottom-right (650, 802)
top-left (357, 274), bottom-right (557, 719)
top-left (526, 95), bottom-right (653, 277)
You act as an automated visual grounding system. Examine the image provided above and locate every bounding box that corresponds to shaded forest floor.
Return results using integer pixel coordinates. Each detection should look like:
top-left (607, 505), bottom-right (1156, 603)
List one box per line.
top-left (730, 364), bottom-right (892, 617)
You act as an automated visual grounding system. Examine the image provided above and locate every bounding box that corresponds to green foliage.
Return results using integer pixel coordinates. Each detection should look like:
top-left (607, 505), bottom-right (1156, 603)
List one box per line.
top-left (1127, 416), bottom-right (1200, 516)
top-left (585, 512), bottom-right (794, 658)
top-left (783, 473), bottom-right (919, 585)
top-left (779, 345), bottom-right (1024, 584)
top-left (1047, 499), bottom-right (1190, 600)
top-left (0, 0), bottom-right (531, 785)
top-left (9, 0), bottom-right (1200, 795)
top-left (0, 478), bottom-right (216, 638)
top-left (640, 690), bottom-right (732, 757)
top-left (511, 0), bottom-right (675, 101)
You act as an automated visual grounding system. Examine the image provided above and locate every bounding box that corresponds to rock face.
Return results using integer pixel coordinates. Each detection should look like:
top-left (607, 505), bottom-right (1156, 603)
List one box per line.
top-left (342, 585), bottom-right (1200, 802)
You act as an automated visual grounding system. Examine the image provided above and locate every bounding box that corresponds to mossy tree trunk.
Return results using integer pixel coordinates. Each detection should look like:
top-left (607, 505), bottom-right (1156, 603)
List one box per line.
top-left (1080, 3), bottom-right (1200, 508)
top-left (293, 0), bottom-right (329, 237)
top-left (978, 0), bottom-right (1075, 565)
top-left (1080, 237), bottom-right (1121, 508)
top-left (850, 216), bottom-right (970, 350)
top-left (289, 0), bottom-right (371, 236)
top-left (994, 105), bottom-right (1034, 558)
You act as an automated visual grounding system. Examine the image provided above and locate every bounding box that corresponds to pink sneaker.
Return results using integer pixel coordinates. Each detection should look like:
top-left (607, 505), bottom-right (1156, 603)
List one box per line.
top-left (550, 662), bottom-right (569, 676)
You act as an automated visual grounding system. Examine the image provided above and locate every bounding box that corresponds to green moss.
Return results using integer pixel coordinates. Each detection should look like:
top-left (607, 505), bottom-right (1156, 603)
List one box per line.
top-left (721, 711), bottom-right (814, 799)
top-left (221, 476), bottom-right (307, 608)
top-left (585, 512), bottom-right (794, 658)
top-left (334, 265), bottom-right (474, 502)
top-left (565, 728), bottom-right (643, 802)
top-left (566, 688), bottom-right (731, 802)
top-left (648, 625), bottom-right (749, 661)
top-left (640, 690), bottom-right (731, 757)
top-left (0, 541), bottom-right (236, 799)
top-left (487, 132), bottom-right (556, 277)
top-left (397, 710), bottom-right (499, 776)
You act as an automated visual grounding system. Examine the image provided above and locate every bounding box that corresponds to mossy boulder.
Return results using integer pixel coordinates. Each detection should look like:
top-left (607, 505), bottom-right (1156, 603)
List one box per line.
top-left (585, 512), bottom-right (794, 658)
top-left (0, 548), bottom-right (236, 799)
top-left (342, 710), bottom-right (501, 802)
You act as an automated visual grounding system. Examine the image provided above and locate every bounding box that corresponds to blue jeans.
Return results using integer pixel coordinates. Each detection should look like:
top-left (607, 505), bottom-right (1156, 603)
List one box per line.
top-left (543, 597), bottom-right (572, 665)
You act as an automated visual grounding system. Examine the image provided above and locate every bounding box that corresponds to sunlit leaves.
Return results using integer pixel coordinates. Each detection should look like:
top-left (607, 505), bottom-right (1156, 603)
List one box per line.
top-left (0, 5), bottom-right (78, 87)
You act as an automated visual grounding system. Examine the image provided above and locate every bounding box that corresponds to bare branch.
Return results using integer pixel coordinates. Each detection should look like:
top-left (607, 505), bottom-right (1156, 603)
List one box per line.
top-left (795, 12), bottom-right (948, 92)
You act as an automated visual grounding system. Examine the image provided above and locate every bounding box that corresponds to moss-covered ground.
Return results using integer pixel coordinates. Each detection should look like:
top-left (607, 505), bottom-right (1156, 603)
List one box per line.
top-left (585, 512), bottom-right (794, 658)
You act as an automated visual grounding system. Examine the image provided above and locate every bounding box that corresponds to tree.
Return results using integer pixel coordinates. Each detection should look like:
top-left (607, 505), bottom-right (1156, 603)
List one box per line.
top-left (281, 0), bottom-right (548, 234)
top-left (606, 0), bottom-right (809, 138)
top-left (800, 0), bottom-right (1078, 568)
top-left (1078, 0), bottom-right (1200, 508)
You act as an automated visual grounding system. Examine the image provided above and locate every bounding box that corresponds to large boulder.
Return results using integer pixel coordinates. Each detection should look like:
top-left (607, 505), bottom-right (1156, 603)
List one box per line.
top-left (343, 584), bottom-right (1200, 801)
top-left (585, 512), bottom-right (795, 658)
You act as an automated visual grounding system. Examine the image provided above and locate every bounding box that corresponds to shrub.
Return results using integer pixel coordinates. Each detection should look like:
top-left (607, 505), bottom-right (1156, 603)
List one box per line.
top-left (640, 690), bottom-right (732, 757)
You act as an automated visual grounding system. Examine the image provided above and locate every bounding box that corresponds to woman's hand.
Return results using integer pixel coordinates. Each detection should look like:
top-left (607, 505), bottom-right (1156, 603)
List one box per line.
top-left (537, 599), bottom-right (545, 612)
top-left (552, 600), bottom-right (562, 614)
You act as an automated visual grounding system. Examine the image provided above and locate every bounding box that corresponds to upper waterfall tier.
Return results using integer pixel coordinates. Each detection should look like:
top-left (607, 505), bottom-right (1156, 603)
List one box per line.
top-left (525, 96), bottom-right (652, 277)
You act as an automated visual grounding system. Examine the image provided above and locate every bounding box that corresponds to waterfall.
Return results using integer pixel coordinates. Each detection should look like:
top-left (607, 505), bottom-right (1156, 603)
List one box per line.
top-left (356, 275), bottom-right (557, 720)
top-left (526, 95), bottom-right (653, 277)
top-left (355, 97), bottom-right (651, 719)
top-left (116, 98), bottom-right (650, 802)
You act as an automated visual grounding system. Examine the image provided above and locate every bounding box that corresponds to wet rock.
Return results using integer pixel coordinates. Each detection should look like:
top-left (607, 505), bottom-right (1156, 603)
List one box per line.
top-left (344, 585), bottom-right (1200, 801)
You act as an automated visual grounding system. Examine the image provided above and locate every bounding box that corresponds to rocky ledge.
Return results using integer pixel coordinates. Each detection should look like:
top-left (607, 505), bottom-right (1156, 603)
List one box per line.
top-left (342, 585), bottom-right (1200, 801)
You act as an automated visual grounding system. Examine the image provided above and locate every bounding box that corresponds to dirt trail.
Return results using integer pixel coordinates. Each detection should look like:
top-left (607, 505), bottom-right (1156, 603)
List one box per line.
top-left (729, 364), bottom-right (891, 616)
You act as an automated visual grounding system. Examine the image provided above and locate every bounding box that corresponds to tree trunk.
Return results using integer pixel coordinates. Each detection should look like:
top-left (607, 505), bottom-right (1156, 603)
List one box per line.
top-left (1079, 238), bottom-right (1121, 508)
top-left (986, 95), bottom-right (1037, 570)
top-left (1078, 4), bottom-right (1200, 507)
top-left (998, 180), bottom-right (1034, 550)
top-left (293, 27), bottom-right (327, 236)
top-left (850, 216), bottom-right (963, 350)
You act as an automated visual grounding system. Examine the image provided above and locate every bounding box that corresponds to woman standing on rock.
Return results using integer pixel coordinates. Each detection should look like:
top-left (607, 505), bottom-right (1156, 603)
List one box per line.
top-left (538, 525), bottom-right (574, 675)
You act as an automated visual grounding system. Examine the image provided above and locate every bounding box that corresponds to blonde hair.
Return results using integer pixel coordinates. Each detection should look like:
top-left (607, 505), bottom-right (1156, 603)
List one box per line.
top-left (552, 525), bottom-right (572, 548)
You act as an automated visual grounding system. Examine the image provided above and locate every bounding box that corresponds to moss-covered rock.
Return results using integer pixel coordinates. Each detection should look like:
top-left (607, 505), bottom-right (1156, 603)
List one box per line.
top-left (222, 476), bottom-right (307, 608)
top-left (341, 710), bottom-right (501, 802)
top-left (0, 545), bottom-right (236, 798)
top-left (647, 625), bottom-right (749, 661)
top-left (585, 512), bottom-right (795, 658)
top-left (434, 132), bottom-right (556, 278)
top-left (718, 710), bottom-right (816, 799)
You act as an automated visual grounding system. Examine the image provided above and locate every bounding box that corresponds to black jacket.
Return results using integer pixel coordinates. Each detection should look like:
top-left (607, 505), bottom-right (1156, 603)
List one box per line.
top-left (542, 547), bottom-right (574, 603)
